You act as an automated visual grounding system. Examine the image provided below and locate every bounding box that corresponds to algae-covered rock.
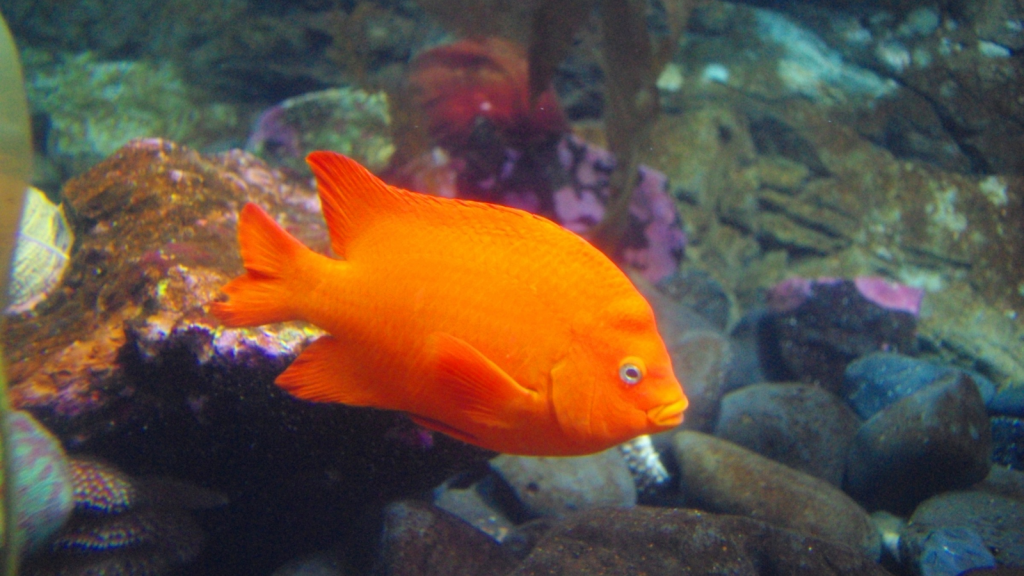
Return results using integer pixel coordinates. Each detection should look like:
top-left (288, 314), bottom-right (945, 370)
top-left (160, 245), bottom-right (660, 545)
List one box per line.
top-left (247, 87), bottom-right (394, 174)
top-left (1, 138), bottom-right (492, 575)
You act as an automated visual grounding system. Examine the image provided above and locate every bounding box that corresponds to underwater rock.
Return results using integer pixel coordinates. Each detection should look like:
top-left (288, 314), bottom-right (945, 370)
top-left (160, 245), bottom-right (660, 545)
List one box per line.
top-left (991, 416), bottom-right (1024, 471)
top-left (633, 275), bottom-right (731, 432)
top-left (509, 507), bottom-right (892, 576)
top-left (655, 269), bottom-right (731, 332)
top-left (432, 474), bottom-right (516, 542)
top-left (672, 431), bottom-right (880, 558)
top-left (905, 491), bottom-right (1024, 569)
top-left (5, 187), bottom-right (74, 315)
top-left (378, 500), bottom-right (518, 576)
top-left (845, 352), bottom-right (997, 420)
top-left (721, 310), bottom-right (773, 393)
top-left (4, 139), bottom-right (324, 421)
top-left (972, 465), bottom-right (1024, 502)
top-left (247, 87), bottom-right (394, 174)
top-left (714, 383), bottom-right (861, 486)
top-left (989, 387), bottom-right (1024, 418)
top-left (21, 49), bottom-right (241, 179)
top-left (764, 277), bottom-right (920, 392)
top-left (845, 372), bottom-right (992, 513)
top-left (21, 456), bottom-right (219, 576)
top-left (879, 12), bottom-right (1024, 176)
top-left (489, 449), bottom-right (636, 519)
top-left (640, 85), bottom-right (1024, 393)
top-left (271, 550), bottom-right (347, 576)
top-left (500, 518), bottom-right (555, 561)
top-left (901, 526), bottom-right (996, 576)
top-left (1, 138), bottom-right (494, 574)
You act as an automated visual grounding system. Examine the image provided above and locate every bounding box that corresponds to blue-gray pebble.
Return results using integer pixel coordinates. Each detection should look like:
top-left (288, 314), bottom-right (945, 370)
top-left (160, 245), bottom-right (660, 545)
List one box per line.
top-left (917, 527), bottom-right (996, 576)
top-left (844, 353), bottom-right (996, 419)
top-left (989, 386), bottom-right (1024, 418)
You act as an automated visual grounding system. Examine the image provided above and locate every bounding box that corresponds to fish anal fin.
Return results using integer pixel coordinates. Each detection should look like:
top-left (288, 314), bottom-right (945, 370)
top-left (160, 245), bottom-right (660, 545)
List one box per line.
top-left (427, 332), bottom-right (537, 429)
top-left (410, 415), bottom-right (479, 445)
top-left (276, 336), bottom-right (381, 406)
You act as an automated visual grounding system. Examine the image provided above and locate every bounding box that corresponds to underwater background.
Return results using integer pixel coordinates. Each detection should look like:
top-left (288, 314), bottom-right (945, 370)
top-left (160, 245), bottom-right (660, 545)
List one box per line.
top-left (0, 0), bottom-right (1022, 574)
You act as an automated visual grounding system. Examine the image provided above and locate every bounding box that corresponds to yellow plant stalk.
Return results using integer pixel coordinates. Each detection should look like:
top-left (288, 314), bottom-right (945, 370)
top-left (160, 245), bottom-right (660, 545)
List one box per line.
top-left (0, 10), bottom-right (32, 576)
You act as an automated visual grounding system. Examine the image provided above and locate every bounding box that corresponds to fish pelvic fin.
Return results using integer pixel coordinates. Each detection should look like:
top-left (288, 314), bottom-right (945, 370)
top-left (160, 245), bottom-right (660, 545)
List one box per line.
top-left (306, 151), bottom-right (400, 259)
top-left (276, 336), bottom-right (383, 406)
top-left (211, 203), bottom-right (310, 327)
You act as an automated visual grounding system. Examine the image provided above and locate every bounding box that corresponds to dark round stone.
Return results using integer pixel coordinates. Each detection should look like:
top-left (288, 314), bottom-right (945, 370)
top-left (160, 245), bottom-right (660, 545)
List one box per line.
top-left (714, 383), bottom-right (861, 486)
top-left (845, 373), bottom-right (992, 513)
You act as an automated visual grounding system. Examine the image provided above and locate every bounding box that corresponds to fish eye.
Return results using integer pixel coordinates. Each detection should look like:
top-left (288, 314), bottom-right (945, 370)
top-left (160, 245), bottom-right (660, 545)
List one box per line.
top-left (618, 357), bottom-right (646, 385)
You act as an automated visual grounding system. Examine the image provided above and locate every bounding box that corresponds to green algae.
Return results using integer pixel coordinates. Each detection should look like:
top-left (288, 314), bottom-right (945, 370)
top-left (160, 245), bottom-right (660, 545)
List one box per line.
top-left (22, 48), bottom-right (240, 177)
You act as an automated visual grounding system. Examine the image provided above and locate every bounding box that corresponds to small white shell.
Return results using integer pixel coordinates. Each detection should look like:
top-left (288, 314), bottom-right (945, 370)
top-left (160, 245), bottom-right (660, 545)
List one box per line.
top-left (619, 434), bottom-right (670, 496)
top-left (5, 187), bottom-right (73, 315)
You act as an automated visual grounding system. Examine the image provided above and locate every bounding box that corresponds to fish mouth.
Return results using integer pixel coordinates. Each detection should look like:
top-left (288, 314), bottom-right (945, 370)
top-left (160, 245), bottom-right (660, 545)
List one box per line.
top-left (647, 398), bottom-right (688, 428)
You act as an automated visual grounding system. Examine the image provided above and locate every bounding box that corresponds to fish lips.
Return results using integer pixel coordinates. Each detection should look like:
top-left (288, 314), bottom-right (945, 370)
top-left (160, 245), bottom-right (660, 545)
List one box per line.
top-left (646, 397), bottom-right (688, 428)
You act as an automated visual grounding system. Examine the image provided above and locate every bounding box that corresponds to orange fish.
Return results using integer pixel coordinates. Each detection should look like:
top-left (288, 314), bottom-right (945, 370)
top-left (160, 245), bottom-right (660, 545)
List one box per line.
top-left (211, 152), bottom-right (687, 456)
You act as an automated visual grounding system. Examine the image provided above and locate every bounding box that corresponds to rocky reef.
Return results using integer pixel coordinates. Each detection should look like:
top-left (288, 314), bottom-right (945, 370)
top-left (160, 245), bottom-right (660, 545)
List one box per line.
top-left (3, 0), bottom-right (1024, 574)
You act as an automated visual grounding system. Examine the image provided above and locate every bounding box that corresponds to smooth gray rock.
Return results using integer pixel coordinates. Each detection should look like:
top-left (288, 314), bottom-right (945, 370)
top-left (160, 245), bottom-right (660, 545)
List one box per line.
top-left (714, 383), bottom-right (861, 485)
top-left (508, 507), bottom-right (892, 576)
top-left (433, 475), bottom-right (516, 542)
top-left (378, 500), bottom-right (517, 576)
top-left (490, 448), bottom-right (636, 519)
top-left (672, 430), bottom-right (880, 558)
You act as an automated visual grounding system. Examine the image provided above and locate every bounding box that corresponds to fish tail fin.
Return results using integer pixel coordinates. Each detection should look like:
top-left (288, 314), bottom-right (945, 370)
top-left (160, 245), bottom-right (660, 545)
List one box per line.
top-left (211, 203), bottom-right (309, 327)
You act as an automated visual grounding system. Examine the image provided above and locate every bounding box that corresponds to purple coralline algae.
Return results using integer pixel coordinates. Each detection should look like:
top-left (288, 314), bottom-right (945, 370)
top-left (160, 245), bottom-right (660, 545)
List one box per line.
top-left (763, 276), bottom-right (920, 391)
top-left (391, 134), bottom-right (686, 284)
top-left (768, 276), bottom-right (923, 316)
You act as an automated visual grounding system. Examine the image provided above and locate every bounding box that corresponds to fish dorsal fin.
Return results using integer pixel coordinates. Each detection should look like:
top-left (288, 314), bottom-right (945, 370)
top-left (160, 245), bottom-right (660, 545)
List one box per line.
top-left (427, 332), bottom-right (538, 429)
top-left (306, 151), bottom-right (400, 258)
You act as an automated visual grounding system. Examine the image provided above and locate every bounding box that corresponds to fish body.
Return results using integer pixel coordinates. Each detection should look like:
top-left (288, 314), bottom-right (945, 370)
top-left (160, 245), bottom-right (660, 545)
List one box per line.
top-left (212, 152), bottom-right (686, 456)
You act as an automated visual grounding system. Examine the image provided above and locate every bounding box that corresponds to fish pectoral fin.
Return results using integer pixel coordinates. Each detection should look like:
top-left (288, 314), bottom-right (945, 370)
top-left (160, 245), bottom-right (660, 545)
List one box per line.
top-left (409, 415), bottom-right (479, 445)
top-left (427, 332), bottom-right (537, 429)
top-left (276, 336), bottom-right (381, 406)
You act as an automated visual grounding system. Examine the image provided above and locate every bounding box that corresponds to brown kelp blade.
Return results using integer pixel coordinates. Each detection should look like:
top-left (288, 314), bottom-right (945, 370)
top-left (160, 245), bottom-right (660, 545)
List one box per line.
top-left (527, 0), bottom-right (596, 103)
top-left (589, 0), bottom-right (659, 257)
